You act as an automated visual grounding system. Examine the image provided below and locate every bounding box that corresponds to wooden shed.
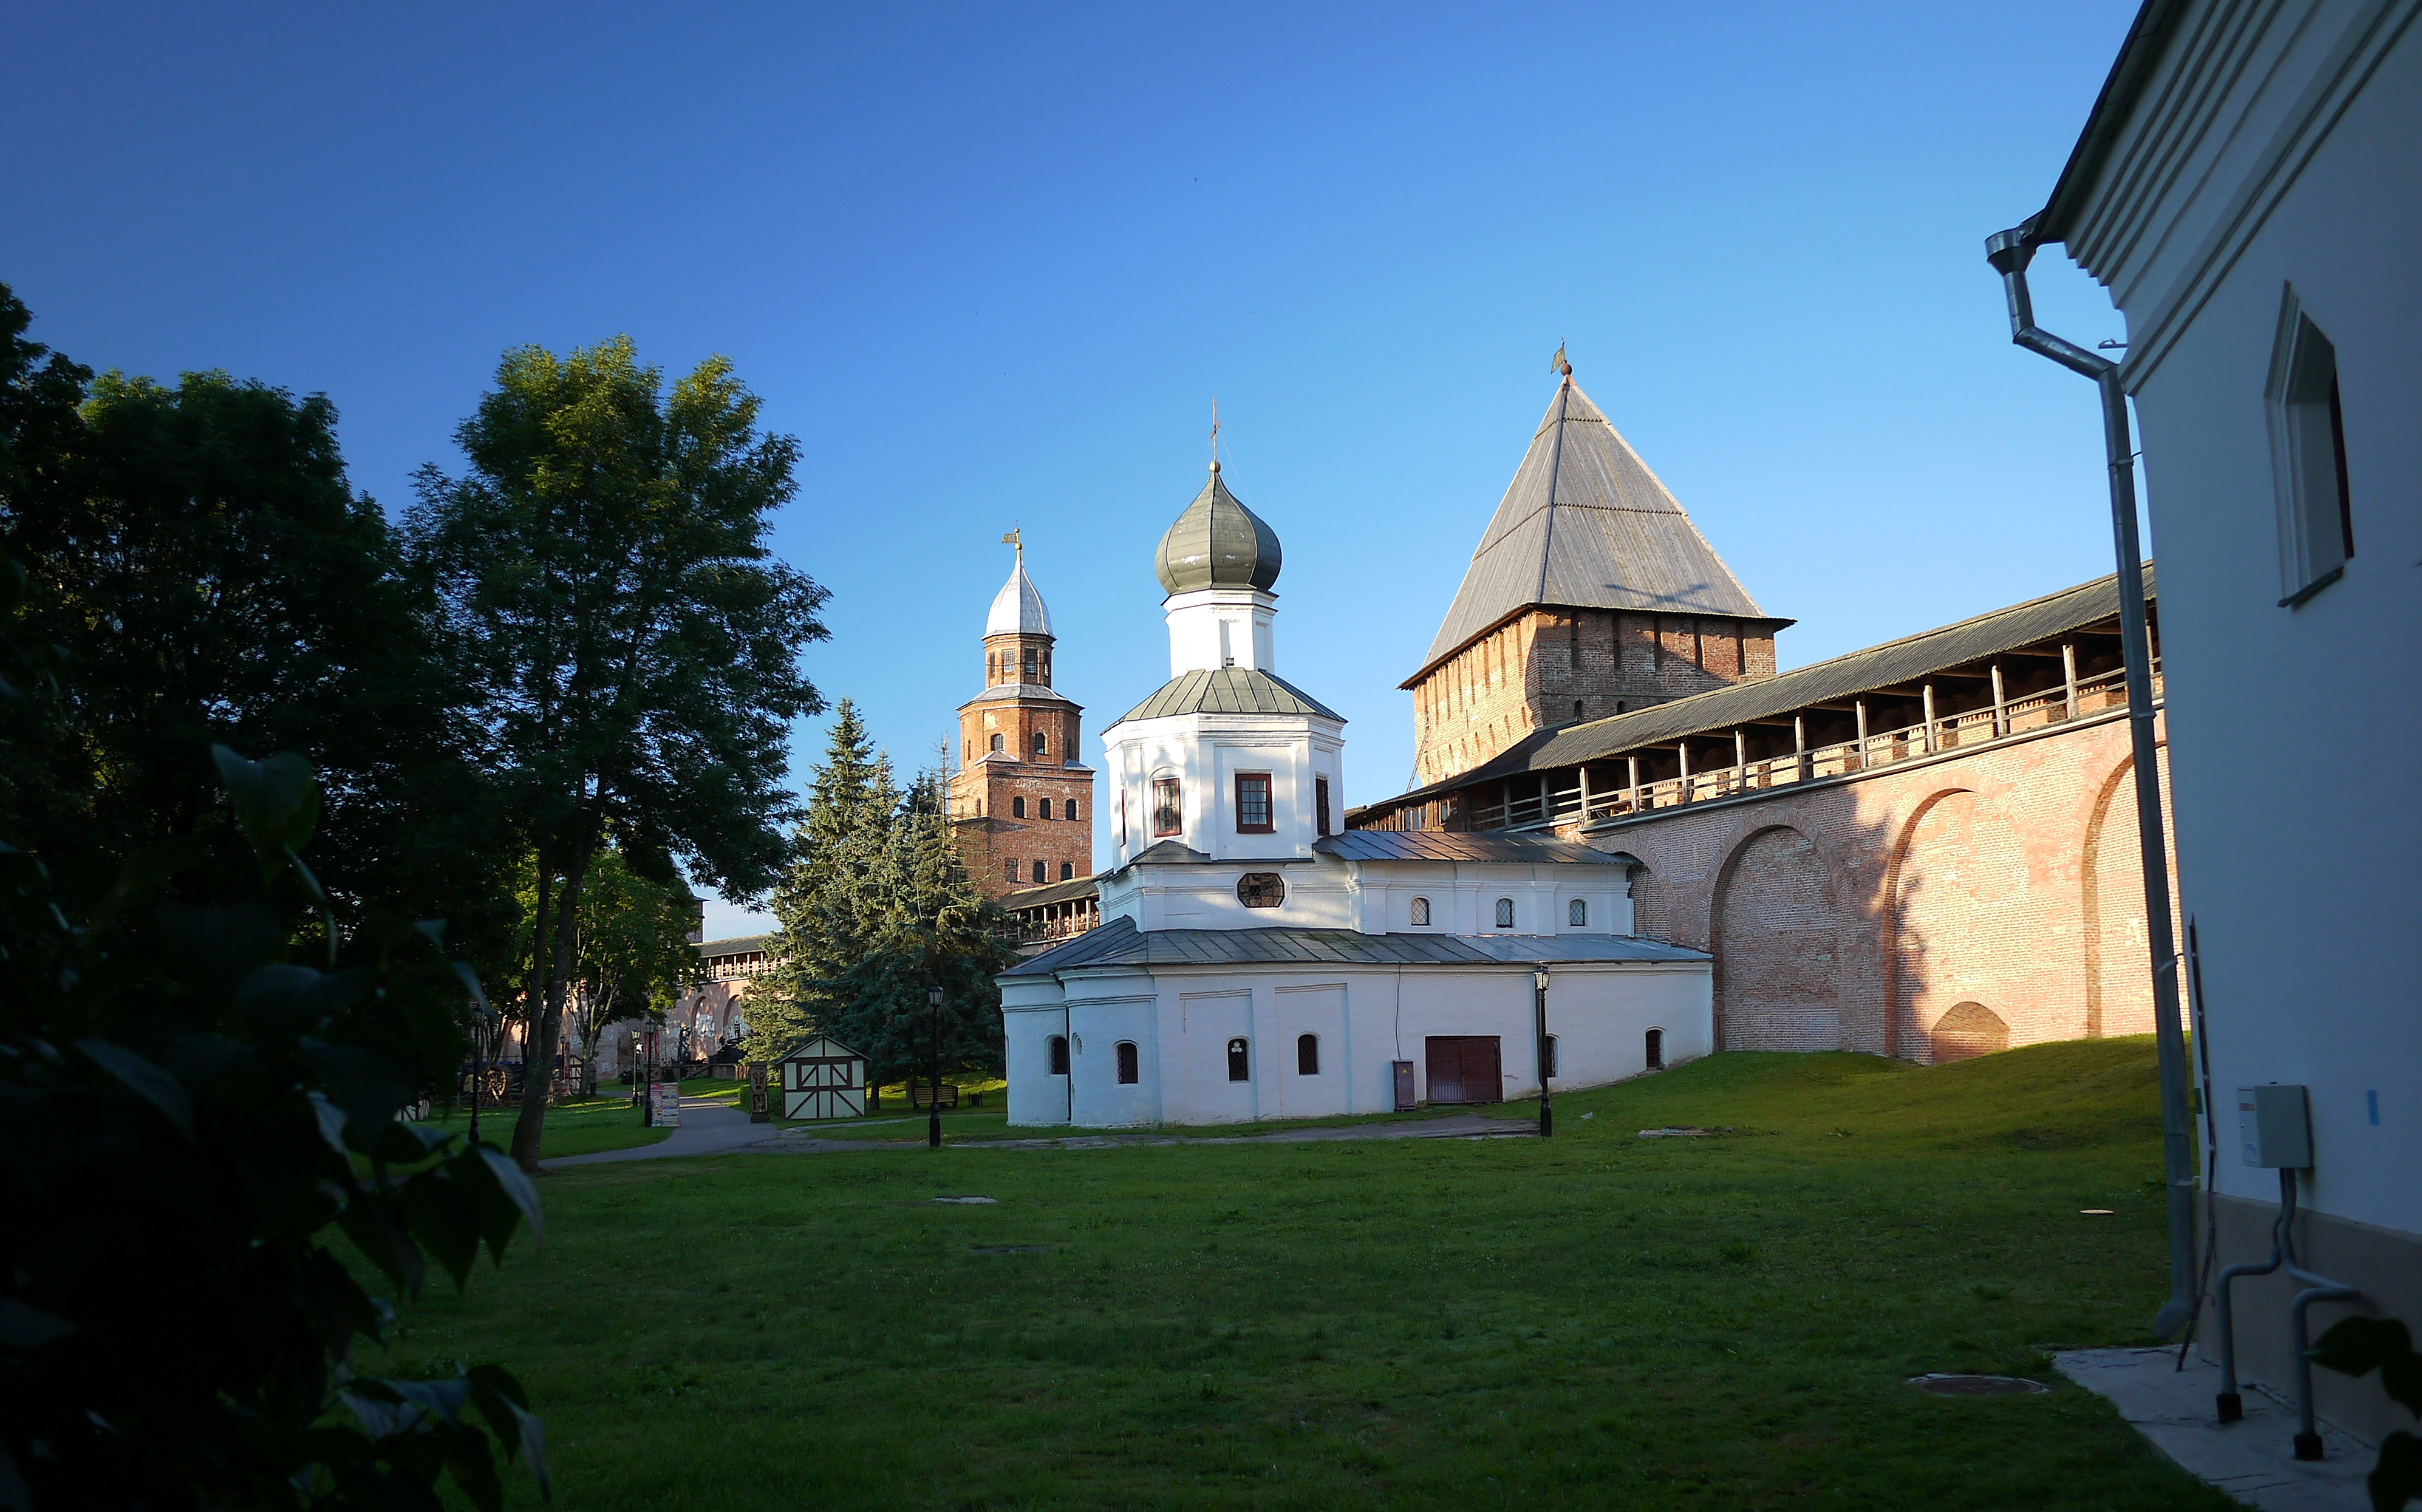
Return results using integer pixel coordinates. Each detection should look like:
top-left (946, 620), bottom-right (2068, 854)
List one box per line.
top-left (776, 1035), bottom-right (868, 1120)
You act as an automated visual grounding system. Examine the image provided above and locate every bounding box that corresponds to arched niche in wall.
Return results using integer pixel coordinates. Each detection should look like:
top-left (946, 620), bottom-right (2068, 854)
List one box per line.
top-left (1888, 789), bottom-right (2032, 1064)
top-left (1709, 825), bottom-right (1841, 1052)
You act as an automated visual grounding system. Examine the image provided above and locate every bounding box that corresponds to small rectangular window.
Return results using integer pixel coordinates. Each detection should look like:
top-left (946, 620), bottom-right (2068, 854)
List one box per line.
top-left (1235, 772), bottom-right (1273, 833)
top-left (1315, 777), bottom-right (1331, 837)
top-left (1032, 860), bottom-right (1046, 884)
top-left (1005, 859), bottom-right (1017, 882)
top-left (1153, 778), bottom-right (1182, 837)
top-left (1038, 798), bottom-right (1052, 820)
top-left (1012, 796), bottom-right (1026, 819)
top-left (2268, 289), bottom-right (2355, 607)
top-left (1116, 1041), bottom-right (1139, 1084)
top-left (1066, 799), bottom-right (1080, 823)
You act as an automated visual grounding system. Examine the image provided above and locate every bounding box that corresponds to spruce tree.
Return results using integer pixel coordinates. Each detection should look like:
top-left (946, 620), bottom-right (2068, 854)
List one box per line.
top-left (757, 703), bottom-right (892, 1062)
top-left (820, 756), bottom-right (1010, 1094)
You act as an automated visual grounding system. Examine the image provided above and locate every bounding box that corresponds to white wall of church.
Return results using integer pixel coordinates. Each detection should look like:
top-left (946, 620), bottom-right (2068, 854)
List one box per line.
top-left (1104, 711), bottom-right (1345, 869)
top-left (1164, 587), bottom-right (1277, 675)
top-left (1003, 961), bottom-right (1711, 1129)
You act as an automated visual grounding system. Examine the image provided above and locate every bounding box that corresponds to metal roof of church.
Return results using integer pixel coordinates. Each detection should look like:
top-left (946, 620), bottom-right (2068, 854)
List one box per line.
top-left (1312, 830), bottom-right (1631, 865)
top-left (1003, 916), bottom-right (1707, 976)
top-left (697, 934), bottom-right (777, 958)
top-left (1155, 463), bottom-right (1282, 595)
top-left (1408, 375), bottom-right (1774, 685)
top-left (985, 556), bottom-right (1053, 638)
top-left (1113, 667), bottom-right (1343, 725)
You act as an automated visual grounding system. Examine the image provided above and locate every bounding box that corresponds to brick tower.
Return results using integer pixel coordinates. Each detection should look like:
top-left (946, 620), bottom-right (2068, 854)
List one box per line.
top-left (950, 537), bottom-right (1094, 899)
top-left (1402, 359), bottom-right (1792, 788)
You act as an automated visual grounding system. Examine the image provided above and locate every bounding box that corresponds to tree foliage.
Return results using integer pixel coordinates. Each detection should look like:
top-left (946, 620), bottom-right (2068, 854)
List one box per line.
top-left (2311, 1314), bottom-right (2422, 1512)
top-left (0, 736), bottom-right (548, 1508)
top-left (766, 721), bottom-right (1008, 1086)
top-left (544, 841), bottom-right (702, 1091)
top-left (0, 283), bottom-right (514, 968)
top-left (406, 336), bottom-right (827, 1166)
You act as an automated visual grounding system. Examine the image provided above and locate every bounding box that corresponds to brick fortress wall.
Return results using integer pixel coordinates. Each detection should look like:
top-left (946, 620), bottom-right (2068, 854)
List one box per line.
top-left (1410, 609), bottom-right (1778, 788)
top-left (1570, 707), bottom-right (2180, 1062)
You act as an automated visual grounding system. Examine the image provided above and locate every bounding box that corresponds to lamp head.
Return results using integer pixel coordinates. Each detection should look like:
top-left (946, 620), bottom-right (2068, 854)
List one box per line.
top-left (1532, 966), bottom-right (1549, 992)
top-left (928, 984), bottom-right (944, 1009)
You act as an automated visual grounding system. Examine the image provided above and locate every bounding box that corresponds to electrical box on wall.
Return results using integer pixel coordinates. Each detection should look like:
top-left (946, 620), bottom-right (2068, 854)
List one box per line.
top-left (2237, 1084), bottom-right (2313, 1168)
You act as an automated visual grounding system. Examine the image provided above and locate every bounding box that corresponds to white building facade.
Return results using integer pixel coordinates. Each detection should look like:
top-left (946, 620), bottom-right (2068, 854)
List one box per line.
top-left (2015, 0), bottom-right (2421, 1445)
top-left (1000, 461), bottom-right (1713, 1129)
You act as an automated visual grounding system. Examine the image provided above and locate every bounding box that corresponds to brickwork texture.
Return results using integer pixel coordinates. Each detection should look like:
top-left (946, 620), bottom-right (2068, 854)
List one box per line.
top-left (1409, 609), bottom-right (1777, 788)
top-left (1583, 709), bottom-right (2180, 1062)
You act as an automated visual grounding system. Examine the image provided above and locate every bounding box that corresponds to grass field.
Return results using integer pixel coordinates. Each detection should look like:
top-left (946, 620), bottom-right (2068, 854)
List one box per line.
top-left (372, 1038), bottom-right (2229, 1510)
top-left (417, 1093), bottom-right (672, 1159)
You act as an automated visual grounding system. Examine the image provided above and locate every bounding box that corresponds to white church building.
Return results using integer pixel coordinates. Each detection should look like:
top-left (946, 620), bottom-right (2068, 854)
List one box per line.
top-left (998, 460), bottom-right (1713, 1129)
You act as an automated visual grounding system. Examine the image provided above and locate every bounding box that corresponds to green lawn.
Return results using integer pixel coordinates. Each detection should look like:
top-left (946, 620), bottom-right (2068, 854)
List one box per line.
top-left (415, 1092), bottom-right (672, 1159)
top-left (370, 1037), bottom-right (2230, 1510)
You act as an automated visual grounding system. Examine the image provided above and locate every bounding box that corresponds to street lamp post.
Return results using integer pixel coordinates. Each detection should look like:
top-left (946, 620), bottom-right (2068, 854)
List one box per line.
top-left (927, 982), bottom-right (945, 1149)
top-left (1532, 965), bottom-right (1553, 1139)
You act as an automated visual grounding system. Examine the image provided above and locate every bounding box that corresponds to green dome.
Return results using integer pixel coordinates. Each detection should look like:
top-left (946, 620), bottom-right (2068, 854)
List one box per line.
top-left (1154, 463), bottom-right (1282, 595)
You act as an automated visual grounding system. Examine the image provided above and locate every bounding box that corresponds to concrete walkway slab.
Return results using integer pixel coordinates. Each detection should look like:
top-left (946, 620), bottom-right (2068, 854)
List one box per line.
top-left (2055, 1347), bottom-right (2375, 1512)
top-left (540, 1097), bottom-right (781, 1168)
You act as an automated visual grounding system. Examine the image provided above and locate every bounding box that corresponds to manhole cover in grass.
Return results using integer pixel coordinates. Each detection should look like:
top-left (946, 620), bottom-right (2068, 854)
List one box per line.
top-left (969, 1245), bottom-right (1054, 1255)
top-left (1909, 1374), bottom-right (2049, 1397)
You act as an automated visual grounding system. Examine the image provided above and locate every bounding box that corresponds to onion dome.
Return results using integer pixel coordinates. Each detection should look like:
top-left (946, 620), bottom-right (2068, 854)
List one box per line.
top-left (986, 555), bottom-right (1052, 638)
top-left (1153, 461), bottom-right (1282, 596)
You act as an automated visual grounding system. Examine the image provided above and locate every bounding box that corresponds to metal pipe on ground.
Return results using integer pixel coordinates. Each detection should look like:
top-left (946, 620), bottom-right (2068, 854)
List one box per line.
top-left (2214, 1169), bottom-right (2293, 1422)
top-left (1985, 226), bottom-right (2197, 1340)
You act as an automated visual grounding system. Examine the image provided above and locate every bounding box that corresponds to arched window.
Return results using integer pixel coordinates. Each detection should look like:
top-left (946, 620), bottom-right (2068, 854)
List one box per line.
top-left (1011, 796), bottom-right (1026, 819)
top-left (1569, 898), bottom-right (1588, 927)
top-left (1296, 1034), bottom-right (1318, 1075)
top-left (1060, 862), bottom-right (1074, 880)
top-left (1047, 1036), bottom-right (1069, 1075)
top-left (1032, 731), bottom-right (1048, 755)
top-left (1494, 897), bottom-right (1515, 929)
top-left (1032, 860), bottom-right (1046, 884)
top-left (1409, 897), bottom-right (1431, 927)
top-left (1542, 1035), bottom-right (1558, 1078)
top-left (1066, 799), bottom-right (1080, 822)
top-left (1115, 1041), bottom-right (1139, 1084)
top-left (1152, 778), bottom-right (1182, 836)
top-left (1226, 1037), bottom-right (1249, 1082)
top-left (989, 733), bottom-right (1003, 752)
top-left (1645, 1027), bottom-right (1664, 1070)
top-left (1038, 798), bottom-right (1052, 820)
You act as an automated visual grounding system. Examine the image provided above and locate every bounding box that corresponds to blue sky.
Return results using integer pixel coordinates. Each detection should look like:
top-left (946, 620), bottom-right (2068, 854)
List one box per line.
top-left (2, 2), bottom-right (2141, 938)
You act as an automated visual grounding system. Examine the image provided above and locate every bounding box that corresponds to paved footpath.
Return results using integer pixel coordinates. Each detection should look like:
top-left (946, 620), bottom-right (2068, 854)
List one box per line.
top-left (541, 1098), bottom-right (1530, 1170)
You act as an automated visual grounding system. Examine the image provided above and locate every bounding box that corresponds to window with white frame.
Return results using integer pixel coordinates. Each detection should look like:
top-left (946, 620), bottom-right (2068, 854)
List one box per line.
top-left (2267, 288), bottom-right (2355, 607)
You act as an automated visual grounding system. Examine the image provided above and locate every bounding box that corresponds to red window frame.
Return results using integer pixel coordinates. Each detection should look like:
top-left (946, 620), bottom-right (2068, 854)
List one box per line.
top-left (1235, 772), bottom-right (1274, 834)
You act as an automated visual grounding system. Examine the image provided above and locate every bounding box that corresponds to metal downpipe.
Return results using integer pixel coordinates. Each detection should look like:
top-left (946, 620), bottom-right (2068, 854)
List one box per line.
top-left (1985, 227), bottom-right (2198, 1340)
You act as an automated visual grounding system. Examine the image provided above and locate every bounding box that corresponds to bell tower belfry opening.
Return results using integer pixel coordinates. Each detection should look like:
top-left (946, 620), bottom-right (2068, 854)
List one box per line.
top-left (950, 536), bottom-right (1094, 897)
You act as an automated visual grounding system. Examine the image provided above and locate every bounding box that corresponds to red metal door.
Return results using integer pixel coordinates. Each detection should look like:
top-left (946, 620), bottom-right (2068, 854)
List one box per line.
top-left (1424, 1037), bottom-right (1503, 1105)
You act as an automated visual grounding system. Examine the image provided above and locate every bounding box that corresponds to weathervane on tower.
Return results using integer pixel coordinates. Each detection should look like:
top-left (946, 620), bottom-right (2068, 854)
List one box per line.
top-left (1550, 340), bottom-right (1571, 381)
top-left (1209, 399), bottom-right (1221, 472)
top-left (1001, 526), bottom-right (1022, 562)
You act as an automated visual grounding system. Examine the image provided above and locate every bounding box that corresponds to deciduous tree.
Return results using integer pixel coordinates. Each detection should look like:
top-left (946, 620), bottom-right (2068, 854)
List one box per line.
top-left (408, 338), bottom-right (827, 1168)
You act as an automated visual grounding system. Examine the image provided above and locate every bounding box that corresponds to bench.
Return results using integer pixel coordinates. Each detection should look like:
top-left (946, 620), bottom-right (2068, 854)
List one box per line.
top-left (908, 1083), bottom-right (960, 1110)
